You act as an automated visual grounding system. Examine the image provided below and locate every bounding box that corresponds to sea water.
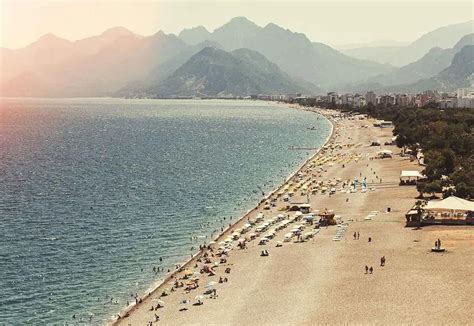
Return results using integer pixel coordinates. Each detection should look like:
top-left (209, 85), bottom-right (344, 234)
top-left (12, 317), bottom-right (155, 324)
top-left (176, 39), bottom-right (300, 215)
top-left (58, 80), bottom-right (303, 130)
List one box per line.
top-left (0, 98), bottom-right (331, 324)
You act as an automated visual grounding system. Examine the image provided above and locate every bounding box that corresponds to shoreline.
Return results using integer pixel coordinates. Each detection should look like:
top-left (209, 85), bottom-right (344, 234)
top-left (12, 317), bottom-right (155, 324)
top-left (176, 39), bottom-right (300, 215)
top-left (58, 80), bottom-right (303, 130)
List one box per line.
top-left (112, 104), bottom-right (474, 326)
top-left (109, 104), bottom-right (335, 324)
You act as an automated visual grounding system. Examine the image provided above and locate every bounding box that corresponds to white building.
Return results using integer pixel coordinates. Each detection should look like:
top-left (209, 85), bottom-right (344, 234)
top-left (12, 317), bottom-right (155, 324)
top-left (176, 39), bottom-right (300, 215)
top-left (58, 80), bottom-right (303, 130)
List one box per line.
top-left (457, 86), bottom-right (474, 108)
top-left (365, 91), bottom-right (376, 105)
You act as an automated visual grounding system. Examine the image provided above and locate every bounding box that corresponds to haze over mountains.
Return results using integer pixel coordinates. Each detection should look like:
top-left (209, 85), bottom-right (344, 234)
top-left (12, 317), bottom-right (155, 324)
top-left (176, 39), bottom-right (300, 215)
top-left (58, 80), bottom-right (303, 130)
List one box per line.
top-left (342, 20), bottom-right (473, 66)
top-left (1, 17), bottom-right (473, 98)
top-left (349, 33), bottom-right (474, 92)
top-left (118, 47), bottom-right (314, 98)
top-left (388, 45), bottom-right (474, 93)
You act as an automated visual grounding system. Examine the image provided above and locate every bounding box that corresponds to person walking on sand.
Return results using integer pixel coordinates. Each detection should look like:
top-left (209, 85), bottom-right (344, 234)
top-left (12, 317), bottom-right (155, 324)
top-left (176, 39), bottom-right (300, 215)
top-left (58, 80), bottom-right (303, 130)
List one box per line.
top-left (353, 232), bottom-right (357, 240)
top-left (357, 231), bottom-right (360, 240)
top-left (369, 266), bottom-right (373, 274)
top-left (365, 265), bottom-right (368, 274)
top-left (380, 256), bottom-right (385, 267)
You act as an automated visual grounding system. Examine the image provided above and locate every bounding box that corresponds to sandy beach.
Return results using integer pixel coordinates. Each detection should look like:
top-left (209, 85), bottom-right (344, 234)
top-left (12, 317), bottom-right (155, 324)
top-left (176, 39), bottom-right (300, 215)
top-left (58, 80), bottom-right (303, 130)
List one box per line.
top-left (113, 107), bottom-right (473, 326)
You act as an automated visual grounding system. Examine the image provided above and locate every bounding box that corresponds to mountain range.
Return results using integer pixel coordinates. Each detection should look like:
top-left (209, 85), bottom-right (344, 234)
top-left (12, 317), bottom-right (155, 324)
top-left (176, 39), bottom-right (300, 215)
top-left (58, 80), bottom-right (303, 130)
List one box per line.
top-left (1, 17), bottom-right (473, 98)
top-left (176, 17), bottom-right (393, 89)
top-left (347, 34), bottom-right (474, 92)
top-left (387, 45), bottom-right (474, 93)
top-left (342, 20), bottom-right (473, 67)
top-left (120, 47), bottom-right (315, 98)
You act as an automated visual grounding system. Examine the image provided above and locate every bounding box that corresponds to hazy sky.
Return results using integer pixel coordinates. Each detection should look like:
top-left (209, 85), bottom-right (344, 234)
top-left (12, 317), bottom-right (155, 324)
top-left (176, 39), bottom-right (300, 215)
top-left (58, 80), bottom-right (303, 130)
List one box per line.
top-left (1, 0), bottom-right (473, 49)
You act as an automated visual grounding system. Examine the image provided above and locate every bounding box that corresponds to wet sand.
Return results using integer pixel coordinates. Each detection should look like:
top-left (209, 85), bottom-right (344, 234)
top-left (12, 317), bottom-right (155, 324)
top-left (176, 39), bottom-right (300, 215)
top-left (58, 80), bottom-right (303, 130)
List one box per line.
top-left (113, 108), bottom-right (473, 325)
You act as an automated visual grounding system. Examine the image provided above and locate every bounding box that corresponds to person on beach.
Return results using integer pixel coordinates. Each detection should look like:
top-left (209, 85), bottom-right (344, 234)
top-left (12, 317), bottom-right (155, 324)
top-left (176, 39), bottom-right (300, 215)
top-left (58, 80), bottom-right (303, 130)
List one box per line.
top-left (380, 256), bottom-right (386, 267)
top-left (365, 265), bottom-right (368, 274)
top-left (357, 232), bottom-right (360, 239)
top-left (353, 232), bottom-right (357, 240)
top-left (368, 237), bottom-right (372, 242)
top-left (369, 266), bottom-right (373, 274)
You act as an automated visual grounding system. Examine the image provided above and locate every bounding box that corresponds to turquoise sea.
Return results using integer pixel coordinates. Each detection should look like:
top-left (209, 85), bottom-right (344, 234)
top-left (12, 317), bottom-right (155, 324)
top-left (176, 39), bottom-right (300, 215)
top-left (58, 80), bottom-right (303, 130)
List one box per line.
top-left (0, 98), bottom-right (331, 324)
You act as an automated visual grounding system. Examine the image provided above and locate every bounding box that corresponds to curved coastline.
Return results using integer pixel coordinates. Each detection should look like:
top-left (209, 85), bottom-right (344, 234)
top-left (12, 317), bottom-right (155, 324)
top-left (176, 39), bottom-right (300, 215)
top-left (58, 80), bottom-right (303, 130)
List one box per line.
top-left (109, 103), bottom-right (334, 324)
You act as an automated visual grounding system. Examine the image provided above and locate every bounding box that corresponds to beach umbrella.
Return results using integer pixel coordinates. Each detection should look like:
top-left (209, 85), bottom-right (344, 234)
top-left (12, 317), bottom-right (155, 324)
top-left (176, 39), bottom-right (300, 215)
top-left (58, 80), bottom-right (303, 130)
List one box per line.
top-left (206, 281), bottom-right (217, 288)
top-left (190, 274), bottom-right (200, 280)
top-left (152, 298), bottom-right (165, 305)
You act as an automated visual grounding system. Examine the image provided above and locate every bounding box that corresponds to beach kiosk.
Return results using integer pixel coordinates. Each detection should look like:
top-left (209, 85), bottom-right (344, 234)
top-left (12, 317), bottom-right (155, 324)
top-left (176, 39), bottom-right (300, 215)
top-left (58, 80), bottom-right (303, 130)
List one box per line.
top-left (399, 170), bottom-right (425, 185)
top-left (319, 210), bottom-right (336, 226)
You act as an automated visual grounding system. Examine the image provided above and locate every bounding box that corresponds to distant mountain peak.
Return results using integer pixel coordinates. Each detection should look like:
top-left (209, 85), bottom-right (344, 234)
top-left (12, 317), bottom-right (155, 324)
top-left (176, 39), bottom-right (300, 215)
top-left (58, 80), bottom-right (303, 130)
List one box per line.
top-left (101, 26), bottom-right (134, 38)
top-left (36, 33), bottom-right (70, 43)
top-left (178, 25), bottom-right (212, 45)
top-left (215, 16), bottom-right (259, 32)
top-left (427, 46), bottom-right (444, 53)
top-left (228, 16), bottom-right (255, 25)
top-left (154, 30), bottom-right (167, 37)
top-left (140, 45), bottom-right (315, 97)
top-left (263, 22), bottom-right (283, 31)
top-left (182, 25), bottom-right (209, 33)
top-left (150, 30), bottom-right (176, 41)
top-left (453, 33), bottom-right (474, 52)
top-left (26, 33), bottom-right (71, 50)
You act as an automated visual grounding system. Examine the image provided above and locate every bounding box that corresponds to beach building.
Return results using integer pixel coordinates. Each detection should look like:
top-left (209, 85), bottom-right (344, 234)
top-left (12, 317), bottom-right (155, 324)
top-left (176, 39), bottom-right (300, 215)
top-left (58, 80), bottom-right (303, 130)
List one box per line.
top-left (406, 196), bottom-right (474, 226)
top-left (423, 196), bottom-right (474, 225)
top-left (399, 170), bottom-right (425, 185)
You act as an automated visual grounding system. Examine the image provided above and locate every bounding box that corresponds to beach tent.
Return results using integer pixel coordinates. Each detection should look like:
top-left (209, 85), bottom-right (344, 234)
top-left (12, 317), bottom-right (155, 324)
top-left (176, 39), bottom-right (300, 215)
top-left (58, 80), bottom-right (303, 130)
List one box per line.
top-left (425, 196), bottom-right (474, 212)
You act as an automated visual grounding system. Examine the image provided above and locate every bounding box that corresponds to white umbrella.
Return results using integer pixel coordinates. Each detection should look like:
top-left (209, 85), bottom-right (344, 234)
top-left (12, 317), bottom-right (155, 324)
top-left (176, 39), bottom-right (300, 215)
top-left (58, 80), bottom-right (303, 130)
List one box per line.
top-left (152, 299), bottom-right (165, 305)
top-left (206, 281), bottom-right (217, 288)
